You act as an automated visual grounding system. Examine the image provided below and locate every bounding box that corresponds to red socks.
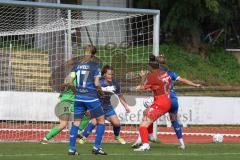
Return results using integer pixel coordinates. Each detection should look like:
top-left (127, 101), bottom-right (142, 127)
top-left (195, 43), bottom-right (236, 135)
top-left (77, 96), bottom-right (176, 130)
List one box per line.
top-left (139, 126), bottom-right (148, 144)
top-left (148, 123), bottom-right (153, 134)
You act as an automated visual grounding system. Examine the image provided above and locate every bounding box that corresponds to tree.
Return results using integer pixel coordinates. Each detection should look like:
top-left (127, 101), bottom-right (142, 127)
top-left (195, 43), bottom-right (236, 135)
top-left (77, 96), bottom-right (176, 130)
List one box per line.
top-left (134, 0), bottom-right (240, 53)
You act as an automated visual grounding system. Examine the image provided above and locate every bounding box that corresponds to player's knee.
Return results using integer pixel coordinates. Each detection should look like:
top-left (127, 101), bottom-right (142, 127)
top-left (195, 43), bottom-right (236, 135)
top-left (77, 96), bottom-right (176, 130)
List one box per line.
top-left (109, 116), bottom-right (120, 127)
top-left (73, 120), bottom-right (81, 126)
top-left (96, 115), bottom-right (105, 124)
top-left (90, 118), bottom-right (97, 126)
top-left (59, 121), bottom-right (68, 129)
top-left (112, 121), bottom-right (120, 127)
top-left (85, 110), bottom-right (91, 118)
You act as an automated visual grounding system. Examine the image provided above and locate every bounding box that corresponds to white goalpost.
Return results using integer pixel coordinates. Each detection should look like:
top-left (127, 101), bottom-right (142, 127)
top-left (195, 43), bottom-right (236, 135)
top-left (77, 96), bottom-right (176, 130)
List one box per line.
top-left (0, 0), bottom-right (160, 142)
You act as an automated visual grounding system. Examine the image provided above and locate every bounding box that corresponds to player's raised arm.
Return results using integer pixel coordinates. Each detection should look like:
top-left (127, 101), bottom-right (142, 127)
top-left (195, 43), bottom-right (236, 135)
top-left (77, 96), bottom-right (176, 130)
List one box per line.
top-left (177, 77), bottom-right (201, 87)
top-left (157, 54), bottom-right (202, 88)
top-left (168, 69), bottom-right (202, 88)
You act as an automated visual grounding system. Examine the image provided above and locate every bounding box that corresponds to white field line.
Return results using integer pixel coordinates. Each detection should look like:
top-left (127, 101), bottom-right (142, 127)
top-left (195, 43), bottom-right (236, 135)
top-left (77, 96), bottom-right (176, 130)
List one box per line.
top-left (1, 128), bottom-right (240, 137)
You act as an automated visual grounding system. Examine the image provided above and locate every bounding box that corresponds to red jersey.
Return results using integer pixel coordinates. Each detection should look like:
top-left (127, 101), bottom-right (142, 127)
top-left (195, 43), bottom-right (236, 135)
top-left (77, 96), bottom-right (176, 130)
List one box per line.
top-left (143, 69), bottom-right (172, 122)
top-left (144, 69), bottom-right (171, 96)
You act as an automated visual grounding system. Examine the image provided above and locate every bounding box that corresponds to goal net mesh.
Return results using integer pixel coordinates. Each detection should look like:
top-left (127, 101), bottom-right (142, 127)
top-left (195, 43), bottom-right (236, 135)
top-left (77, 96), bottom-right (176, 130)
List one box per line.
top-left (0, 4), bottom-right (154, 142)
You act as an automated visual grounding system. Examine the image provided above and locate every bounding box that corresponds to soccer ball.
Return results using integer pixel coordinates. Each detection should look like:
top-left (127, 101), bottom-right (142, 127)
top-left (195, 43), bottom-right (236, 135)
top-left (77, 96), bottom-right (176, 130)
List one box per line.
top-left (213, 134), bottom-right (224, 143)
top-left (143, 98), bottom-right (154, 108)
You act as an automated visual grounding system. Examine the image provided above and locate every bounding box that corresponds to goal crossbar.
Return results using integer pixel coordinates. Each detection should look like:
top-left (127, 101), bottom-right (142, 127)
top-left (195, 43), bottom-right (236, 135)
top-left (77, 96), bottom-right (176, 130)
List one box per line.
top-left (0, 0), bottom-right (160, 15)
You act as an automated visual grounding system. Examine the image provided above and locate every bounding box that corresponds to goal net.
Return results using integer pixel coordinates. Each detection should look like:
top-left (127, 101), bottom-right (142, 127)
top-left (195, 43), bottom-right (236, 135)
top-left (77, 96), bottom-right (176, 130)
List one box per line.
top-left (0, 1), bottom-right (159, 142)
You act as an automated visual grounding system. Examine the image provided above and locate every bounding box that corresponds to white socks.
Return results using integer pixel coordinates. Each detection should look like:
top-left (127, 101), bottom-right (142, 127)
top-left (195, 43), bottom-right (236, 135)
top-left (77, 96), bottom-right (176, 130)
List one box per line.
top-left (179, 138), bottom-right (185, 146)
top-left (136, 133), bottom-right (155, 144)
top-left (148, 133), bottom-right (155, 141)
top-left (136, 133), bottom-right (142, 144)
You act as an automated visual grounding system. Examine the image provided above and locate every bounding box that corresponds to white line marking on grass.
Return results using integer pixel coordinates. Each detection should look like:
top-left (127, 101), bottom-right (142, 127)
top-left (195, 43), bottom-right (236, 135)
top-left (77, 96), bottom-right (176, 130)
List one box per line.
top-left (2, 128), bottom-right (240, 138)
top-left (159, 132), bottom-right (240, 137)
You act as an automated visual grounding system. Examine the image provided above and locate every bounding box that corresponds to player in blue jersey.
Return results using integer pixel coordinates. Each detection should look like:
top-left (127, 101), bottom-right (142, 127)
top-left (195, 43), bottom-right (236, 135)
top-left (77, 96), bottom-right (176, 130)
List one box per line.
top-left (158, 54), bottom-right (201, 149)
top-left (68, 45), bottom-right (107, 156)
top-left (79, 65), bottom-right (131, 144)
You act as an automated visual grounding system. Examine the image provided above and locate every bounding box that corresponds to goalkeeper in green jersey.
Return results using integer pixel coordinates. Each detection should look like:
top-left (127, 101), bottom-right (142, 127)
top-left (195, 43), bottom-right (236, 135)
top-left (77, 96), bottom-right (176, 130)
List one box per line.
top-left (40, 74), bottom-right (90, 144)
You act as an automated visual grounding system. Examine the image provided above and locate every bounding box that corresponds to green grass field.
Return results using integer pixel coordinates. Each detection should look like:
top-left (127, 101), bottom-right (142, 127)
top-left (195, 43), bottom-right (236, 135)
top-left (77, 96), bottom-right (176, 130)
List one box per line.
top-left (0, 142), bottom-right (240, 160)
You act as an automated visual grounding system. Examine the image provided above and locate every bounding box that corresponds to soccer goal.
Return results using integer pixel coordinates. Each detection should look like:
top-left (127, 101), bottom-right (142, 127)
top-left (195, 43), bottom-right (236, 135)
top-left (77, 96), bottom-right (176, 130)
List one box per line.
top-left (0, 0), bottom-right (160, 142)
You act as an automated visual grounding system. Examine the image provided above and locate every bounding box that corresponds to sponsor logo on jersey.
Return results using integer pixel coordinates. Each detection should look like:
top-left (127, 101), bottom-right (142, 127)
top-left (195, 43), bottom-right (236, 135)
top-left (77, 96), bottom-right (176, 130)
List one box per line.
top-left (78, 88), bottom-right (88, 93)
top-left (78, 65), bottom-right (89, 70)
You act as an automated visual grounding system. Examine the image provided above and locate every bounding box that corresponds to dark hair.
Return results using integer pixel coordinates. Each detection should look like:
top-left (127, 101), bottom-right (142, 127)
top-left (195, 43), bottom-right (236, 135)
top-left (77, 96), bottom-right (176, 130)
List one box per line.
top-left (149, 54), bottom-right (156, 61)
top-left (101, 65), bottom-right (113, 76)
top-left (148, 54), bottom-right (159, 69)
top-left (157, 54), bottom-right (166, 65)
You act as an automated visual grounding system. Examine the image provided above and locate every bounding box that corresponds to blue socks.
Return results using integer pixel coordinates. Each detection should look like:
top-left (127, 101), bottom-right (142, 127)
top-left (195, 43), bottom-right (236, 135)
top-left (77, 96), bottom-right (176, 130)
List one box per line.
top-left (82, 122), bottom-right (96, 138)
top-left (94, 124), bottom-right (105, 149)
top-left (171, 120), bottom-right (182, 139)
top-left (113, 126), bottom-right (120, 137)
top-left (69, 124), bottom-right (79, 151)
top-left (70, 122), bottom-right (105, 150)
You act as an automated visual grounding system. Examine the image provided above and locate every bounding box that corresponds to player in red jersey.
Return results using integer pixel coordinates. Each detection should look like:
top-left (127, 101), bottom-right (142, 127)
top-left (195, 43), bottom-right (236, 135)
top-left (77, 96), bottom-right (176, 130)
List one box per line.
top-left (134, 55), bottom-right (172, 151)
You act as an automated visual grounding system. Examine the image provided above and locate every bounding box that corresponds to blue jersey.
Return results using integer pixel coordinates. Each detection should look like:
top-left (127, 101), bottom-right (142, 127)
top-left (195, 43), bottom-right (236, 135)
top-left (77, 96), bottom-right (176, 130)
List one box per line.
top-left (159, 65), bottom-right (179, 98)
top-left (72, 61), bottom-right (101, 100)
top-left (99, 79), bottom-right (121, 108)
top-left (167, 70), bottom-right (180, 98)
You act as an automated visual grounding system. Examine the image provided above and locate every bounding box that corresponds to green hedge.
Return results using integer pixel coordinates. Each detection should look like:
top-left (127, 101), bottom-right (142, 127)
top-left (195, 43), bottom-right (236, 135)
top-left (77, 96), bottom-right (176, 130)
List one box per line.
top-left (160, 44), bottom-right (240, 85)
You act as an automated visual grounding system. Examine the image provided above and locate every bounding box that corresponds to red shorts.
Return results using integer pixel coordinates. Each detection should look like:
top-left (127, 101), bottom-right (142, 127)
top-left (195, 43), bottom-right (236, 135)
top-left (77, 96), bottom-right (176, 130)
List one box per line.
top-left (146, 94), bottom-right (171, 122)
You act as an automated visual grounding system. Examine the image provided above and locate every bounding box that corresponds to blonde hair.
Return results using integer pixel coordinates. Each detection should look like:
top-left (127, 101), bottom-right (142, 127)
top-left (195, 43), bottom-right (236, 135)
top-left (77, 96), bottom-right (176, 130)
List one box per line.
top-left (80, 45), bottom-right (97, 63)
top-left (84, 45), bottom-right (97, 56)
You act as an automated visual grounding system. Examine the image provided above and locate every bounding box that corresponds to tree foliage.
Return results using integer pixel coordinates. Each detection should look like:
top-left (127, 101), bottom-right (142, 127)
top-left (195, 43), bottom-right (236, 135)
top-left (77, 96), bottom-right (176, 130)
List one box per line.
top-left (134, 0), bottom-right (240, 52)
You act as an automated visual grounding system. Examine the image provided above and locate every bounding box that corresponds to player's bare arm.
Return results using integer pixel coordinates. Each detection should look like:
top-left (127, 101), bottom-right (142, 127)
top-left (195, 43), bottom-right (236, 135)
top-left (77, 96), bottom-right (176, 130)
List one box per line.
top-left (136, 69), bottom-right (151, 91)
top-left (139, 70), bottom-right (148, 85)
top-left (94, 76), bottom-right (104, 97)
top-left (67, 72), bottom-right (77, 93)
top-left (177, 77), bottom-right (202, 87)
top-left (118, 95), bottom-right (130, 113)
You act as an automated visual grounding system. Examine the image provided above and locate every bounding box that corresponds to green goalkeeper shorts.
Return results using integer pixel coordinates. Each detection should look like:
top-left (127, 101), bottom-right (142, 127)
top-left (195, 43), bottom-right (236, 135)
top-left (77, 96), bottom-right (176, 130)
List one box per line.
top-left (54, 101), bottom-right (74, 120)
